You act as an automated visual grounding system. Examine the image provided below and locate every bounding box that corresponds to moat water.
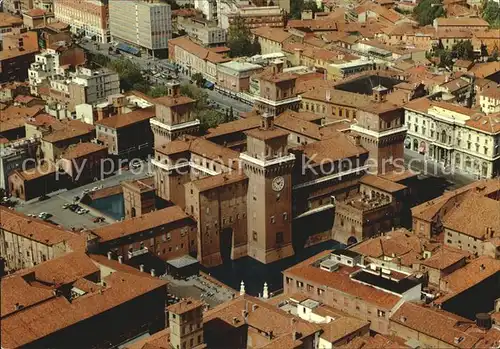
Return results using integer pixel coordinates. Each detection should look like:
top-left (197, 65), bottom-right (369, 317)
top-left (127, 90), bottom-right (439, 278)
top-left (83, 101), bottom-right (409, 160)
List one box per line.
top-left (88, 194), bottom-right (125, 220)
top-left (204, 240), bottom-right (343, 296)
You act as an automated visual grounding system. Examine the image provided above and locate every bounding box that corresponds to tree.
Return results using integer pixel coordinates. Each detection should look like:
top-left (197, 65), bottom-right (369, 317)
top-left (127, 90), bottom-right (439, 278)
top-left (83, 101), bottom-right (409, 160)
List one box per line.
top-left (108, 58), bottom-right (145, 91)
top-left (199, 109), bottom-right (227, 132)
top-left (453, 40), bottom-right (474, 60)
top-left (480, 43), bottom-right (489, 57)
top-left (191, 72), bottom-right (205, 87)
top-left (225, 106), bottom-right (235, 123)
top-left (179, 83), bottom-right (226, 132)
top-left (290, 0), bottom-right (321, 20)
top-left (148, 85), bottom-right (168, 98)
top-left (414, 0), bottom-right (445, 26)
top-left (437, 49), bottom-right (453, 68)
top-left (482, 1), bottom-right (500, 27)
top-left (227, 16), bottom-right (260, 58)
top-left (180, 83), bottom-right (209, 109)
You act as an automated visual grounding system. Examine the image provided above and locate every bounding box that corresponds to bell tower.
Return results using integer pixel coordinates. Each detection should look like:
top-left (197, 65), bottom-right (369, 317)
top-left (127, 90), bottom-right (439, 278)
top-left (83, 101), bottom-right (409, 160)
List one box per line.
top-left (240, 113), bottom-right (295, 264)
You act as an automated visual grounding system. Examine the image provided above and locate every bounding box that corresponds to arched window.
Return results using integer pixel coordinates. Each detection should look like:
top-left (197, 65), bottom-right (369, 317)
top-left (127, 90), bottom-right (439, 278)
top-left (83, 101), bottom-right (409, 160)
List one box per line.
top-left (455, 153), bottom-right (461, 167)
top-left (482, 162), bottom-right (488, 177)
top-left (474, 160), bottom-right (480, 173)
top-left (465, 157), bottom-right (471, 169)
top-left (131, 207), bottom-right (136, 218)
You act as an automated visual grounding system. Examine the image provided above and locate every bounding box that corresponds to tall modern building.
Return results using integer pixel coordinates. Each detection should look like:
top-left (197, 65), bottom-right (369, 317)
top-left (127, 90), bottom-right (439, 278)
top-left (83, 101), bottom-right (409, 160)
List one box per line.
top-left (53, 0), bottom-right (110, 43)
top-left (109, 0), bottom-right (172, 57)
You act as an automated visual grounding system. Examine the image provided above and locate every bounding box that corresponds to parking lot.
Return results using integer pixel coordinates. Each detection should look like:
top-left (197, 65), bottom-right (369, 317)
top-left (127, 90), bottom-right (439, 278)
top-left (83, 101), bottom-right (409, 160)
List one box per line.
top-left (14, 163), bottom-right (150, 230)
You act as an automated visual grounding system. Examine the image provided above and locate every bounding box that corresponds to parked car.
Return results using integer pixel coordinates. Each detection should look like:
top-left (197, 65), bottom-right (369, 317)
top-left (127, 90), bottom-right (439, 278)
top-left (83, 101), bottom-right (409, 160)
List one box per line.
top-left (62, 203), bottom-right (70, 209)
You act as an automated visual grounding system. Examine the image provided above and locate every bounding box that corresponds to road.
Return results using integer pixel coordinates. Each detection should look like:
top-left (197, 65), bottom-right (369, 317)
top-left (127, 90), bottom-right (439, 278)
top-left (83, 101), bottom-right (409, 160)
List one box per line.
top-left (78, 41), bottom-right (252, 115)
top-left (404, 150), bottom-right (475, 190)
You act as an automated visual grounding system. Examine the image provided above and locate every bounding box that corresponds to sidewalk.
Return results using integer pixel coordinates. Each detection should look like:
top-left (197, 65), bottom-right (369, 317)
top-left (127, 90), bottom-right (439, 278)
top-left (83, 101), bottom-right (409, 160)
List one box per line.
top-left (404, 150), bottom-right (475, 189)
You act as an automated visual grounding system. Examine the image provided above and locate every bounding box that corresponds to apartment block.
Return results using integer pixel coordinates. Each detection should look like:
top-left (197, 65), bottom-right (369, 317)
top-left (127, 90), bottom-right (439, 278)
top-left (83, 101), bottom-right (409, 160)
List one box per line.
top-left (109, 0), bottom-right (172, 56)
top-left (1, 252), bottom-right (167, 348)
top-left (0, 30), bottom-right (40, 83)
top-left (0, 206), bottom-right (83, 272)
top-left (54, 0), bottom-right (110, 43)
top-left (404, 97), bottom-right (500, 178)
top-left (177, 17), bottom-right (226, 47)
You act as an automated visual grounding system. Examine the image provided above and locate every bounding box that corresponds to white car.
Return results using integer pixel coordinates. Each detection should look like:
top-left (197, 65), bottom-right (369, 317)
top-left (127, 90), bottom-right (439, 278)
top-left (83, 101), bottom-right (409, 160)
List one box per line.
top-left (92, 187), bottom-right (99, 191)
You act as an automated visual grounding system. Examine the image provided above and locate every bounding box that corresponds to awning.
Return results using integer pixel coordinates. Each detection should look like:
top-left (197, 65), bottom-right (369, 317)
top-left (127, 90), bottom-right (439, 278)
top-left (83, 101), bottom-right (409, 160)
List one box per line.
top-left (117, 43), bottom-right (140, 55)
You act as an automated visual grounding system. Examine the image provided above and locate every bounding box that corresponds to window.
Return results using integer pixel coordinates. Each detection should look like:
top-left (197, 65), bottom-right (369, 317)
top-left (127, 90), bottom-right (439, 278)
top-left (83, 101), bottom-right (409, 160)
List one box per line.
top-left (276, 232), bottom-right (284, 244)
top-left (283, 212), bottom-right (288, 221)
top-left (307, 284), bottom-right (314, 292)
top-left (317, 288), bottom-right (325, 296)
top-left (270, 216), bottom-right (275, 224)
top-left (167, 232), bottom-right (171, 240)
top-left (253, 231), bottom-right (258, 242)
top-left (296, 281), bottom-right (304, 288)
top-left (198, 335), bottom-right (202, 344)
top-left (377, 310), bottom-right (386, 317)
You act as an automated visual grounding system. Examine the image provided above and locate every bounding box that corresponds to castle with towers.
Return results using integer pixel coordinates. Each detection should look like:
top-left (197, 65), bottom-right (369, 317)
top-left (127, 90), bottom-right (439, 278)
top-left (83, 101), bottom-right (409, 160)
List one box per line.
top-left (129, 61), bottom-right (410, 267)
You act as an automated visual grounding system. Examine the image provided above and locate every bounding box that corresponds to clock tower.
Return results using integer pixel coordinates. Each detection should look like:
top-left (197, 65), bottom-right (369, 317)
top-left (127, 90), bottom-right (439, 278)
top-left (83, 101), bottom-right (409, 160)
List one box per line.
top-left (240, 113), bottom-right (295, 264)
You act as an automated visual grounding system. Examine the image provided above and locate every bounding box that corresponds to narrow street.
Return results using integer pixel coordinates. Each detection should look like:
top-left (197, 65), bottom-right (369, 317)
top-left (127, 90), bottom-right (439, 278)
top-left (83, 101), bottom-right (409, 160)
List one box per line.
top-left (78, 41), bottom-right (252, 115)
top-left (404, 149), bottom-right (476, 190)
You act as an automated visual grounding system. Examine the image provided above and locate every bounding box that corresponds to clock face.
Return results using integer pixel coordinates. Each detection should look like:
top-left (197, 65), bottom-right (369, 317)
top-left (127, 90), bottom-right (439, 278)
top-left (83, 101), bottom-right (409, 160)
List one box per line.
top-left (272, 176), bottom-right (285, 192)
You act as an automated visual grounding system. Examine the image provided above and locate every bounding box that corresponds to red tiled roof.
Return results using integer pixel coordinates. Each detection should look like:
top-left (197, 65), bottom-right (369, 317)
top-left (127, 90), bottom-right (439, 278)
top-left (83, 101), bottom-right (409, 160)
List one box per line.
top-left (96, 107), bottom-right (155, 129)
top-left (284, 251), bottom-right (401, 309)
top-left (1, 253), bottom-right (166, 348)
top-left (93, 206), bottom-right (191, 242)
top-left (391, 303), bottom-right (482, 348)
top-left (0, 206), bottom-right (77, 246)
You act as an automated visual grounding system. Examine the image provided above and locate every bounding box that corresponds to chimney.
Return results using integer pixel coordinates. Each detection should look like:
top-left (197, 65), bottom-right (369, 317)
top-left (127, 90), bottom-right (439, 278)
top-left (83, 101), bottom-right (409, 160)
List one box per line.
top-left (326, 89), bottom-right (331, 101)
top-left (150, 268), bottom-right (156, 277)
top-left (241, 309), bottom-right (249, 323)
top-left (240, 280), bottom-right (246, 295)
top-left (107, 251), bottom-right (112, 260)
top-left (118, 255), bottom-right (123, 264)
top-left (140, 264), bottom-right (145, 272)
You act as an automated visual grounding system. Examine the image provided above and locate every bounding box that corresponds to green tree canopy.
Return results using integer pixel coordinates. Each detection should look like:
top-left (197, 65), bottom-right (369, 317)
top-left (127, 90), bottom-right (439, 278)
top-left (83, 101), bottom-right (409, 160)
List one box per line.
top-left (437, 49), bottom-right (453, 68)
top-left (148, 85), bottom-right (168, 98)
top-left (290, 0), bottom-right (322, 20)
top-left (414, 0), bottom-right (445, 26)
top-left (453, 40), bottom-right (474, 60)
top-left (191, 72), bottom-right (205, 87)
top-left (482, 1), bottom-right (500, 27)
top-left (180, 83), bottom-right (227, 132)
top-left (108, 58), bottom-right (146, 92)
top-left (227, 16), bottom-right (261, 58)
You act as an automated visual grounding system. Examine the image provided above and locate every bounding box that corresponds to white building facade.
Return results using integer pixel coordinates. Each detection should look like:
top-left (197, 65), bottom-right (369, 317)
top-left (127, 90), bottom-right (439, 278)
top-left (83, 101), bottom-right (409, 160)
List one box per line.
top-left (53, 0), bottom-right (110, 43)
top-left (109, 0), bottom-right (172, 56)
top-left (405, 100), bottom-right (500, 178)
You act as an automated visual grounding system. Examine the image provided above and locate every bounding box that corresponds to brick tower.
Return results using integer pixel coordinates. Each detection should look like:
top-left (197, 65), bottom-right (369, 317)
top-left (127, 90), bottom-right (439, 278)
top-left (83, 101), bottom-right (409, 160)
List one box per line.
top-left (240, 112), bottom-right (295, 264)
